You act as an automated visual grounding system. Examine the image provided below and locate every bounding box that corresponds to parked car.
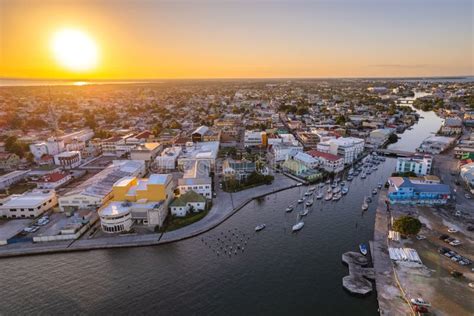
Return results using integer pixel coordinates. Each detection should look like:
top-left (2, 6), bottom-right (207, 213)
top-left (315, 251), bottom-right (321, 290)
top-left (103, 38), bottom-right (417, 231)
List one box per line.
top-left (449, 239), bottom-right (462, 246)
top-left (416, 235), bottom-right (426, 240)
top-left (439, 234), bottom-right (450, 240)
top-left (448, 228), bottom-right (458, 233)
top-left (438, 247), bottom-right (450, 254)
top-left (465, 193), bottom-right (472, 199)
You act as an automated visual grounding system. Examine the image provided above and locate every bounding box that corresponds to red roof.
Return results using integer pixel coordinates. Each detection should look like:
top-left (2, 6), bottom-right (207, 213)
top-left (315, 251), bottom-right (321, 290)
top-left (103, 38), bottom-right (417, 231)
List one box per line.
top-left (135, 130), bottom-right (153, 139)
top-left (40, 154), bottom-right (54, 161)
top-left (41, 172), bottom-right (68, 183)
top-left (306, 150), bottom-right (342, 162)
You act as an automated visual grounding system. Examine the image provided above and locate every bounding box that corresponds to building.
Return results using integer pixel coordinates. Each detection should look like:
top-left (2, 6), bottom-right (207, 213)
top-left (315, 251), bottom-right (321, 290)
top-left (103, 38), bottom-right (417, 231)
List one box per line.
top-left (170, 190), bottom-right (207, 217)
top-left (29, 138), bottom-right (65, 160)
top-left (0, 153), bottom-right (20, 171)
top-left (369, 128), bottom-right (394, 147)
top-left (177, 141), bottom-right (219, 172)
top-left (0, 189), bottom-right (57, 219)
top-left (387, 177), bottom-right (450, 205)
top-left (222, 159), bottom-right (256, 181)
top-left (292, 151), bottom-right (319, 169)
top-left (98, 173), bottom-right (174, 232)
top-left (460, 162), bottom-right (474, 194)
top-left (440, 117), bottom-right (463, 135)
top-left (307, 150), bottom-right (344, 173)
top-left (36, 172), bottom-right (72, 189)
top-left (178, 160), bottom-right (212, 199)
top-left (130, 142), bottom-right (162, 163)
top-left (54, 151), bottom-right (82, 169)
top-left (191, 126), bottom-right (220, 142)
top-left (417, 136), bottom-right (456, 154)
top-left (395, 155), bottom-right (432, 176)
top-left (317, 137), bottom-right (364, 164)
top-left (269, 143), bottom-right (303, 165)
top-left (244, 131), bottom-right (267, 147)
top-left (0, 170), bottom-right (30, 190)
top-left (58, 160), bottom-right (145, 212)
top-left (155, 146), bottom-right (182, 170)
top-left (282, 157), bottom-right (322, 181)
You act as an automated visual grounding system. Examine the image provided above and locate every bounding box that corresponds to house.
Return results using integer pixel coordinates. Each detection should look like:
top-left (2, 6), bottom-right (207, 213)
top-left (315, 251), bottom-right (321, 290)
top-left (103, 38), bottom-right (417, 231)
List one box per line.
top-left (222, 159), bottom-right (257, 181)
top-left (170, 190), bottom-right (207, 217)
top-left (0, 153), bottom-right (20, 171)
top-left (440, 117), bottom-right (463, 135)
top-left (317, 137), bottom-right (364, 164)
top-left (54, 151), bottom-right (82, 169)
top-left (292, 151), bottom-right (319, 169)
top-left (130, 142), bottom-right (162, 163)
top-left (178, 160), bottom-right (212, 199)
top-left (0, 170), bottom-right (31, 190)
top-left (177, 141), bottom-right (219, 172)
top-left (37, 172), bottom-right (72, 189)
top-left (244, 131), bottom-right (267, 147)
top-left (0, 189), bottom-right (57, 219)
top-left (395, 155), bottom-right (432, 176)
top-left (191, 126), bottom-right (220, 142)
top-left (417, 136), bottom-right (456, 154)
top-left (282, 157), bottom-right (322, 181)
top-left (387, 177), bottom-right (450, 205)
top-left (307, 150), bottom-right (344, 173)
top-left (155, 146), bottom-right (182, 170)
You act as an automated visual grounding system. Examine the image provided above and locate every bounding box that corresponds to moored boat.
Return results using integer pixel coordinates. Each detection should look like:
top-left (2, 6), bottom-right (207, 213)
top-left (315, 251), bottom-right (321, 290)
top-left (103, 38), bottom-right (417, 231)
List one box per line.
top-left (332, 192), bottom-right (342, 201)
top-left (255, 224), bottom-right (266, 232)
top-left (305, 198), bottom-right (313, 207)
top-left (292, 221), bottom-right (305, 232)
top-left (286, 205), bottom-right (294, 212)
top-left (361, 196), bottom-right (369, 210)
top-left (298, 198), bottom-right (304, 204)
top-left (359, 243), bottom-right (368, 255)
top-left (324, 192), bottom-right (333, 201)
top-left (316, 191), bottom-right (324, 199)
top-left (341, 187), bottom-right (349, 195)
top-left (300, 208), bottom-right (309, 216)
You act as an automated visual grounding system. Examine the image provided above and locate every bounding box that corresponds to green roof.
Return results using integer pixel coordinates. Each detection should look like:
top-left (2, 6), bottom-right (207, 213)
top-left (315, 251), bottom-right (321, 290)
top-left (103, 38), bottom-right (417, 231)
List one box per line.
top-left (170, 190), bottom-right (206, 207)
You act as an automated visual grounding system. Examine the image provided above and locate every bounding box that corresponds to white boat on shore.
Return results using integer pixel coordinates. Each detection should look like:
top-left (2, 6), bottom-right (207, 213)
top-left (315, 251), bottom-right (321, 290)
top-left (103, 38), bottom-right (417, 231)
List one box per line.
top-left (255, 224), bottom-right (266, 232)
top-left (292, 221), bottom-right (305, 232)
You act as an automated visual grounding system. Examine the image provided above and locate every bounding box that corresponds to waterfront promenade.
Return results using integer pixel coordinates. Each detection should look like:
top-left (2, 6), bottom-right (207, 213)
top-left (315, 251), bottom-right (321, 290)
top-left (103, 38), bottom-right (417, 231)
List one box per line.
top-left (0, 174), bottom-right (298, 258)
top-left (371, 189), bottom-right (413, 316)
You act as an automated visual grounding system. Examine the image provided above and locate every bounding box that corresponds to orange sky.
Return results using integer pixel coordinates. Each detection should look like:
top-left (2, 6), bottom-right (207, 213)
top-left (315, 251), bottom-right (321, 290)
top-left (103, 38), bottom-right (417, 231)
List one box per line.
top-left (1, 0), bottom-right (472, 79)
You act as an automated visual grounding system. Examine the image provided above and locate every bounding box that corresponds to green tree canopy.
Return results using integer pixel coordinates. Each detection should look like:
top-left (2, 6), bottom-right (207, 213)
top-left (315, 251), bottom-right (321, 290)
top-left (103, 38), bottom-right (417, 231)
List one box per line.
top-left (393, 216), bottom-right (422, 236)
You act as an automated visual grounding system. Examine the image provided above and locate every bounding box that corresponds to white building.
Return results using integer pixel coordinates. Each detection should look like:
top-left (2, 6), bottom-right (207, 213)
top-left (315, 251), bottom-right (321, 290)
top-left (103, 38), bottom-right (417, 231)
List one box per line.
top-left (98, 201), bottom-right (134, 233)
top-left (317, 137), bottom-right (364, 164)
top-left (130, 142), bottom-right (162, 163)
top-left (177, 141), bottom-right (219, 172)
top-left (292, 151), bottom-right (319, 169)
top-left (396, 155), bottom-right (432, 176)
top-left (58, 160), bottom-right (145, 212)
top-left (29, 138), bottom-right (65, 160)
top-left (440, 117), bottom-right (463, 135)
top-left (178, 160), bottom-right (212, 199)
top-left (37, 172), bottom-right (72, 189)
top-left (244, 131), bottom-right (266, 147)
top-left (460, 162), bottom-right (474, 193)
top-left (0, 189), bottom-right (57, 219)
top-left (0, 170), bottom-right (30, 190)
top-left (155, 146), bottom-right (182, 170)
top-left (170, 190), bottom-right (207, 217)
top-left (417, 136), bottom-right (456, 154)
top-left (54, 151), bottom-right (82, 169)
top-left (369, 128), bottom-right (394, 147)
top-left (269, 143), bottom-right (303, 165)
top-left (307, 150), bottom-right (344, 173)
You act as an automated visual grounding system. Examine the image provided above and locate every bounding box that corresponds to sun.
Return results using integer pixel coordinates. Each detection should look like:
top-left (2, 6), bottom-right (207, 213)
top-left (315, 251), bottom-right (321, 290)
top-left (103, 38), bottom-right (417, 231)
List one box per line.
top-left (52, 29), bottom-right (98, 72)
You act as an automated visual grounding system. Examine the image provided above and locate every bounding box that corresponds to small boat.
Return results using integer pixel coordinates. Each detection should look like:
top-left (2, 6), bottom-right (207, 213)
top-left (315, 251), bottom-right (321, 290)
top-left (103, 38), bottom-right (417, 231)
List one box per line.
top-left (340, 181), bottom-right (346, 187)
top-left (362, 197), bottom-right (369, 211)
top-left (297, 198), bottom-right (304, 204)
top-left (300, 208), bottom-right (309, 216)
top-left (361, 173), bottom-right (366, 179)
top-left (286, 205), bottom-right (294, 212)
top-left (325, 179), bottom-right (331, 185)
top-left (325, 192), bottom-right (333, 201)
top-left (304, 191), bottom-right (311, 196)
top-left (410, 298), bottom-right (431, 307)
top-left (377, 183), bottom-right (383, 189)
top-left (332, 186), bottom-right (341, 194)
top-left (366, 196), bottom-right (372, 203)
top-left (255, 224), bottom-right (266, 232)
top-left (372, 188), bottom-right (378, 195)
top-left (308, 186), bottom-right (316, 192)
top-left (305, 198), bottom-right (313, 207)
top-left (331, 182), bottom-right (337, 188)
top-left (292, 221), bottom-right (305, 232)
top-left (359, 243), bottom-right (368, 255)
top-left (316, 192), bottom-right (324, 199)
top-left (341, 187), bottom-right (349, 195)
top-left (348, 168), bottom-right (354, 175)
top-left (332, 192), bottom-right (342, 201)
top-left (347, 176), bottom-right (353, 181)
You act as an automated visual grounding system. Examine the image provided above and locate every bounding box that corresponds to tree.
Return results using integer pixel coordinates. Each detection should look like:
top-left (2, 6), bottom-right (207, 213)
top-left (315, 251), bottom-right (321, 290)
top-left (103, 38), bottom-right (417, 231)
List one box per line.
top-left (393, 216), bottom-right (422, 236)
top-left (387, 133), bottom-right (398, 144)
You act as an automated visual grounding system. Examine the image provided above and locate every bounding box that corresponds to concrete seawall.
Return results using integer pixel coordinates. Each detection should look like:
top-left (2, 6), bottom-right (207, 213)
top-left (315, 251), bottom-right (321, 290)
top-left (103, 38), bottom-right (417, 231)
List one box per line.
top-left (0, 175), bottom-right (299, 259)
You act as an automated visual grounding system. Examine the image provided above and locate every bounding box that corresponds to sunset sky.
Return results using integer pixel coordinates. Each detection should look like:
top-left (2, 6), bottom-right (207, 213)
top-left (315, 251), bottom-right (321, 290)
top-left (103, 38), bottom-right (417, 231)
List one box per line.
top-left (1, 0), bottom-right (472, 79)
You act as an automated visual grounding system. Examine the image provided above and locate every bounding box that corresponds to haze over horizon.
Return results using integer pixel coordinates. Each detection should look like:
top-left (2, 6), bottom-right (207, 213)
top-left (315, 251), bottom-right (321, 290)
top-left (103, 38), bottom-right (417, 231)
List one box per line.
top-left (1, 0), bottom-right (473, 80)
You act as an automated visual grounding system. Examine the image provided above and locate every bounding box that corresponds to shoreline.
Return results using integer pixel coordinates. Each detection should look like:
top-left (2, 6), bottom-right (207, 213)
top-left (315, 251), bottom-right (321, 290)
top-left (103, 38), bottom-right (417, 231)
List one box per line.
top-left (0, 175), bottom-right (299, 259)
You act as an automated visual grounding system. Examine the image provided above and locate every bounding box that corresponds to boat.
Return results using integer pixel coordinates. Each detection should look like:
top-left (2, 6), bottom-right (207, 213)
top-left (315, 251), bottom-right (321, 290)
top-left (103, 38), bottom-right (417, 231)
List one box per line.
top-left (360, 173), bottom-right (366, 179)
top-left (331, 182), bottom-right (337, 188)
top-left (372, 188), bottom-right (378, 195)
top-left (362, 197), bottom-right (369, 211)
top-left (316, 191), bottom-right (324, 199)
top-left (366, 196), bottom-right (372, 203)
top-left (348, 168), bottom-right (354, 176)
top-left (255, 224), bottom-right (266, 232)
top-left (341, 187), bottom-right (349, 195)
top-left (347, 176), bottom-right (353, 181)
top-left (308, 186), bottom-right (316, 192)
top-left (359, 243), bottom-right (368, 255)
top-left (325, 179), bottom-right (331, 185)
top-left (332, 186), bottom-right (341, 194)
top-left (300, 208), bottom-right (309, 216)
top-left (297, 198), bottom-right (304, 204)
top-left (332, 192), bottom-right (342, 201)
top-left (410, 298), bottom-right (431, 307)
top-left (286, 205), bottom-right (294, 212)
top-left (304, 191), bottom-right (311, 196)
top-left (377, 182), bottom-right (383, 189)
top-left (324, 192), bottom-right (333, 201)
top-left (305, 198), bottom-right (314, 207)
top-left (292, 221), bottom-right (305, 232)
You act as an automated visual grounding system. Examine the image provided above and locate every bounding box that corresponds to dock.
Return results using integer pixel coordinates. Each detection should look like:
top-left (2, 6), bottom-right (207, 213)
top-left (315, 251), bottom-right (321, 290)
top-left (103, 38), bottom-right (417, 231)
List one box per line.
top-left (341, 251), bottom-right (375, 295)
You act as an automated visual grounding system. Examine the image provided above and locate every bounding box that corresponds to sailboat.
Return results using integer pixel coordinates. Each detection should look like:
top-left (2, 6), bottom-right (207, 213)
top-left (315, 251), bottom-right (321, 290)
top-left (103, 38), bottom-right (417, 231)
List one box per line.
top-left (305, 198), bottom-right (314, 207)
top-left (361, 196), bottom-right (369, 211)
top-left (316, 190), bottom-right (324, 199)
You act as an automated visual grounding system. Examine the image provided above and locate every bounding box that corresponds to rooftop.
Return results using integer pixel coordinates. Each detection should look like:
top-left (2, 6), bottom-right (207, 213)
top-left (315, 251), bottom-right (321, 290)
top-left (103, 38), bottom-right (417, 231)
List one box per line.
top-left (0, 189), bottom-right (55, 208)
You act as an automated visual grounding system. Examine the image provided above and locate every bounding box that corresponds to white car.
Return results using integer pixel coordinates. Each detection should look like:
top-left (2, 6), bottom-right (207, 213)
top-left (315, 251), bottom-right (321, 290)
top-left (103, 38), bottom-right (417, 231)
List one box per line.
top-left (410, 298), bottom-right (431, 307)
top-left (448, 228), bottom-right (458, 233)
top-left (449, 240), bottom-right (462, 246)
top-left (416, 235), bottom-right (426, 240)
top-left (469, 283), bottom-right (474, 289)
top-left (465, 193), bottom-right (472, 199)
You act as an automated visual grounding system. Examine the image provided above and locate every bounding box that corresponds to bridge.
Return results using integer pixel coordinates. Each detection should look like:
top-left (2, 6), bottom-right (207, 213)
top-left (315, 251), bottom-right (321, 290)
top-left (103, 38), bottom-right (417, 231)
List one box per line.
top-left (377, 149), bottom-right (416, 157)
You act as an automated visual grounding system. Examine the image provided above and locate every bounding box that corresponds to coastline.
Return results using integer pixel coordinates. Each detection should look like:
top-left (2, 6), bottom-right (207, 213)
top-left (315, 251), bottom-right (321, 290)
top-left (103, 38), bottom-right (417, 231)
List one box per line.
top-left (0, 174), bottom-right (299, 259)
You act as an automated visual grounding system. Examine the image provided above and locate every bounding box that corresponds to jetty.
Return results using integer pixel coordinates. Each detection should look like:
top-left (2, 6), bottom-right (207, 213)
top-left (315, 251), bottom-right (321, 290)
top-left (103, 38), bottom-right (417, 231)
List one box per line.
top-left (341, 251), bottom-right (375, 295)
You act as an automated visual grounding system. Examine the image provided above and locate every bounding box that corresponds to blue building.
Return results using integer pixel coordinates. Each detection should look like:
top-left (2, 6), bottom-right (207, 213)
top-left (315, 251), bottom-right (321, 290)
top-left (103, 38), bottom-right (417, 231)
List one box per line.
top-left (387, 177), bottom-right (451, 205)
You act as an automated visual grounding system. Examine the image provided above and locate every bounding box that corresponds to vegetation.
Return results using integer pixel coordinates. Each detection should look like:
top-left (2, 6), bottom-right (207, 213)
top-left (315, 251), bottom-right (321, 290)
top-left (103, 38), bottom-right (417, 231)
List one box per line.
top-left (413, 97), bottom-right (444, 111)
top-left (387, 133), bottom-right (399, 144)
top-left (223, 172), bottom-right (274, 192)
top-left (4, 136), bottom-right (30, 158)
top-left (393, 216), bottom-right (422, 236)
top-left (391, 171), bottom-right (417, 177)
top-left (158, 209), bottom-right (209, 232)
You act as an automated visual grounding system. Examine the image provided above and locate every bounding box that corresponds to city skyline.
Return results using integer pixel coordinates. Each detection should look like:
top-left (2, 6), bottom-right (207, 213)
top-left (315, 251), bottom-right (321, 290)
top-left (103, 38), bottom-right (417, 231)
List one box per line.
top-left (1, 0), bottom-right (473, 80)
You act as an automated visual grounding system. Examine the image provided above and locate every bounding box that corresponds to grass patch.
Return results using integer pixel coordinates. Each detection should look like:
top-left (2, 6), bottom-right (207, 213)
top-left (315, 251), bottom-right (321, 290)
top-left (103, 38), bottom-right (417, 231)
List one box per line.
top-left (160, 209), bottom-right (210, 232)
top-left (0, 182), bottom-right (36, 195)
